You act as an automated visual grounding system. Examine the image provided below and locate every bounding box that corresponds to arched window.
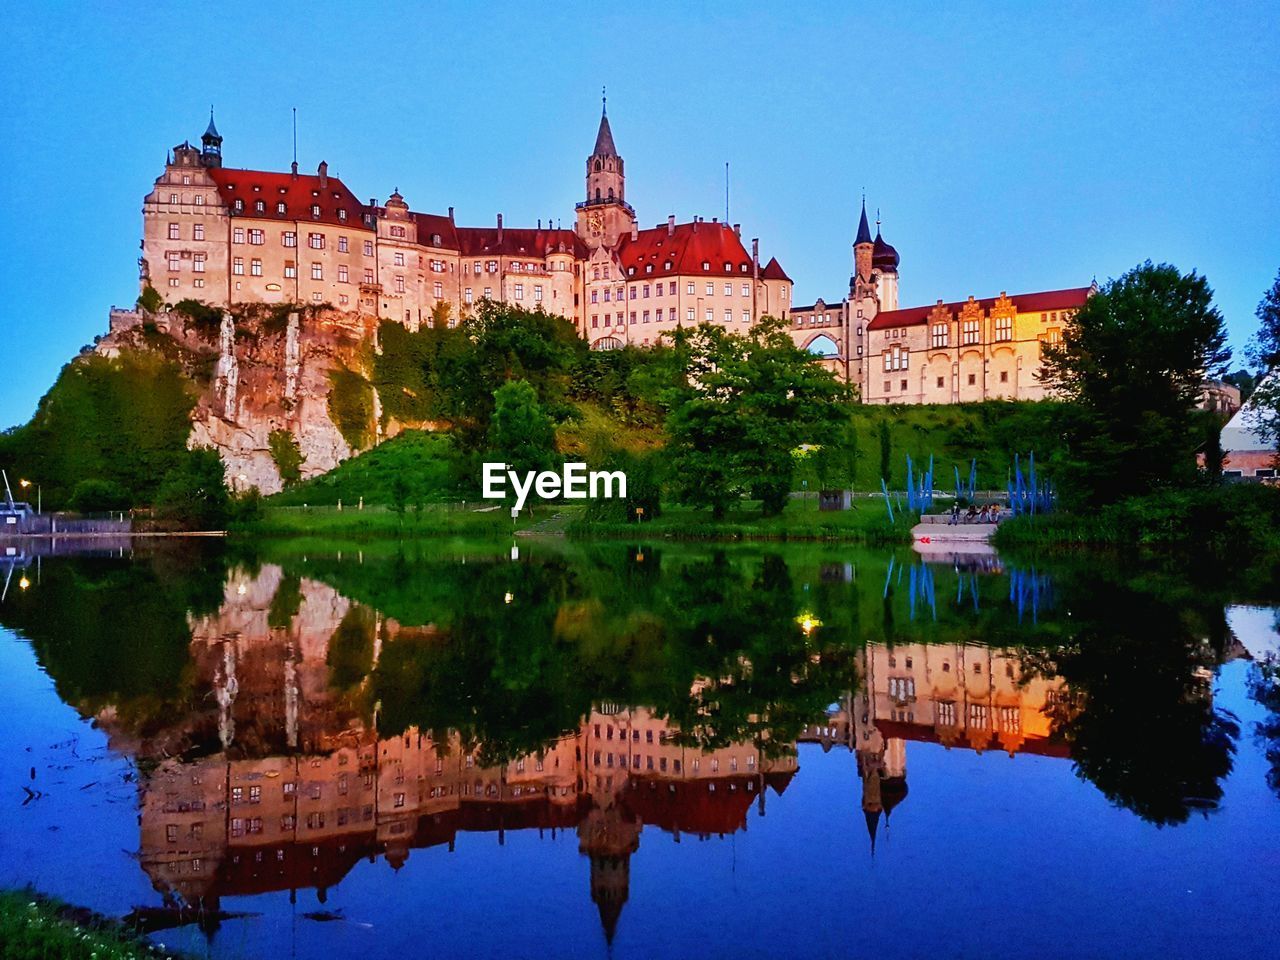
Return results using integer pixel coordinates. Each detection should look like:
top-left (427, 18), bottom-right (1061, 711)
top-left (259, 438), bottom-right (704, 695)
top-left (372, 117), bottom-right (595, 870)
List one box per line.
top-left (806, 334), bottom-right (840, 358)
top-left (595, 188), bottom-right (601, 200)
top-left (595, 159), bottom-right (603, 172)
top-left (608, 187), bottom-right (614, 199)
top-left (591, 336), bottom-right (623, 351)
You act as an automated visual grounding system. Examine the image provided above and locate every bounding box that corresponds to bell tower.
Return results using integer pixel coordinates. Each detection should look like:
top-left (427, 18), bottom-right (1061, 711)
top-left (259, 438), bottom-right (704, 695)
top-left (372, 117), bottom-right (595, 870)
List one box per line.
top-left (200, 107), bottom-right (223, 168)
top-left (576, 91), bottom-right (636, 250)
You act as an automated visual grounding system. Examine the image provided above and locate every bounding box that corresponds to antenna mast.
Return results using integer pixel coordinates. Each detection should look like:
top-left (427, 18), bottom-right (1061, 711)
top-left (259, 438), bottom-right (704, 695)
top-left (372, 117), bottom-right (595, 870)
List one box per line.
top-left (725, 162), bottom-right (730, 223)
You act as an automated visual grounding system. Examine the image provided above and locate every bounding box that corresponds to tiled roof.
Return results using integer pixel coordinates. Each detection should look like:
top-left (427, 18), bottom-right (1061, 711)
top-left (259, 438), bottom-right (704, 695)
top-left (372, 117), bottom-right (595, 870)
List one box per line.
top-left (867, 286), bottom-right (1092, 331)
top-left (410, 212), bottom-right (459, 250)
top-left (455, 226), bottom-right (586, 259)
top-left (208, 168), bottom-right (370, 231)
top-left (760, 256), bottom-right (791, 282)
top-left (617, 221), bottom-right (755, 278)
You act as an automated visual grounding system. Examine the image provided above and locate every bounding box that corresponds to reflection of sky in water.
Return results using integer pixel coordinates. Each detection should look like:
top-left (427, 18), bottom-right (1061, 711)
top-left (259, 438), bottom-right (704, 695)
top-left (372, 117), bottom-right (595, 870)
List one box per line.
top-left (0, 546), bottom-right (1277, 960)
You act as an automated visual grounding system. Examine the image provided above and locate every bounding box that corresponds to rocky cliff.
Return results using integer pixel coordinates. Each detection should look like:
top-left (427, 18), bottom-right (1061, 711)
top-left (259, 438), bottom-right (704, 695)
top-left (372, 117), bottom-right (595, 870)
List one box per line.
top-left (98, 304), bottom-right (383, 493)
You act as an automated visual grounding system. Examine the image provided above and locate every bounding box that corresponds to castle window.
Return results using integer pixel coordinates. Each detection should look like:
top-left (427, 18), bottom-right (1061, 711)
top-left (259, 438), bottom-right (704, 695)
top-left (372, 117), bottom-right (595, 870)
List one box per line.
top-left (167, 252), bottom-right (180, 271)
top-left (168, 193), bottom-right (178, 204)
top-left (362, 268), bottom-right (373, 284)
top-left (194, 195), bottom-right (204, 206)
top-left (642, 310), bottom-right (650, 323)
top-left (284, 261), bottom-right (296, 278)
top-left (742, 310), bottom-right (750, 323)
top-left (968, 373), bottom-right (977, 385)
top-left (309, 233), bottom-right (324, 250)
top-left (1000, 371), bottom-right (1009, 383)
top-left (312, 263), bottom-right (323, 280)
top-left (338, 236), bottom-right (348, 253)
top-left (741, 283), bottom-right (750, 297)
top-left (394, 252), bottom-right (405, 266)
top-left (534, 285), bottom-right (543, 302)
top-left (686, 282), bottom-right (695, 295)
top-left (311, 205), bottom-right (320, 218)
top-left (182, 175), bottom-right (191, 185)
top-left (937, 377), bottom-right (945, 388)
top-left (724, 309), bottom-right (732, 323)
top-left (592, 315), bottom-right (599, 328)
top-left (901, 380), bottom-right (908, 390)
top-left (484, 287), bottom-right (492, 298)
top-left (234, 199), bottom-right (244, 212)
top-left (432, 234), bottom-right (441, 245)
top-left (193, 224), bottom-right (204, 241)
top-left (277, 202), bottom-right (286, 214)
top-left (464, 288), bottom-right (473, 304)
top-left (962, 318), bottom-right (980, 345)
top-left (395, 275), bottom-right (405, 293)
top-left (702, 261), bottom-right (710, 271)
top-left (193, 253), bottom-right (205, 273)
top-left (249, 229), bottom-right (264, 245)
top-left (591, 290), bottom-right (598, 303)
top-left (233, 257), bottom-right (244, 276)
top-left (255, 200), bottom-right (265, 213)
top-left (168, 223), bottom-right (180, 239)
top-left (365, 241), bottom-right (375, 257)
top-left (687, 308), bottom-right (696, 322)
top-left (338, 209), bottom-right (347, 221)
top-left (705, 308), bottom-right (713, 322)
top-left (932, 323), bottom-right (948, 348)
top-left (338, 265), bottom-right (348, 283)
top-left (514, 283), bottom-right (524, 300)
top-left (995, 315), bottom-right (1013, 341)
top-left (645, 264), bottom-right (653, 274)
top-left (283, 231), bottom-right (297, 248)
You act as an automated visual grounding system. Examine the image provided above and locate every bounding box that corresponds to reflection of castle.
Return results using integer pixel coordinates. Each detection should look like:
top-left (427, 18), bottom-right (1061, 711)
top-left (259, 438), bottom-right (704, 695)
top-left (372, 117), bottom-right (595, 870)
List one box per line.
top-left (800, 641), bottom-right (1068, 852)
top-left (135, 566), bottom-right (797, 944)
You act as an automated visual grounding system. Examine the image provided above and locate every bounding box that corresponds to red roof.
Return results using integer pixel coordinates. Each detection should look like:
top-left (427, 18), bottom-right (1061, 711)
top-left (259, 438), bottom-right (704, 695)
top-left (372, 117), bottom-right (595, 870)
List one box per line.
top-left (410, 212), bottom-right (459, 250)
top-left (208, 168), bottom-right (371, 231)
top-left (455, 225), bottom-right (586, 259)
top-left (617, 221), bottom-right (756, 279)
top-left (760, 256), bottom-right (791, 282)
top-left (867, 286), bottom-right (1092, 332)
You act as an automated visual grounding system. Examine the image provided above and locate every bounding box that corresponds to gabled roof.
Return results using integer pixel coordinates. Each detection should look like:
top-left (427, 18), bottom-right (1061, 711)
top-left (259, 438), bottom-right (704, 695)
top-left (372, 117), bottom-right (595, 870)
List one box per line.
top-left (867, 286), bottom-right (1092, 331)
top-left (209, 168), bottom-right (370, 231)
top-left (760, 256), bottom-right (791, 282)
top-left (1222, 370), bottom-right (1278, 452)
top-left (617, 220), bottom-right (755, 279)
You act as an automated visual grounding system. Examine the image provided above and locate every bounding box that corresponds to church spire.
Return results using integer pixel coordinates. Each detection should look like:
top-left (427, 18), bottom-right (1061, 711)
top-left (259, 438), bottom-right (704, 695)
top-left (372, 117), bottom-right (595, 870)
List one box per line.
top-left (593, 95), bottom-right (618, 158)
top-left (855, 195), bottom-right (873, 246)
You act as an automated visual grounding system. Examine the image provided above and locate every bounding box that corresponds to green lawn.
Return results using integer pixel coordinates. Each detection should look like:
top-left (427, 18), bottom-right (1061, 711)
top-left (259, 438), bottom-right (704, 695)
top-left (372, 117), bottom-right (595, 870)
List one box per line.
top-left (0, 890), bottom-right (180, 960)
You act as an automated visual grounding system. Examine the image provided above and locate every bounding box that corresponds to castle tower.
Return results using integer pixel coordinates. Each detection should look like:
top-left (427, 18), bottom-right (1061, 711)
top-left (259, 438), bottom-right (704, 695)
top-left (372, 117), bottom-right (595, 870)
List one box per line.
top-left (853, 197), bottom-right (874, 285)
top-left (578, 799), bottom-right (641, 946)
top-left (200, 108), bottom-right (223, 168)
top-left (872, 213), bottom-right (900, 311)
top-left (577, 92), bottom-right (636, 250)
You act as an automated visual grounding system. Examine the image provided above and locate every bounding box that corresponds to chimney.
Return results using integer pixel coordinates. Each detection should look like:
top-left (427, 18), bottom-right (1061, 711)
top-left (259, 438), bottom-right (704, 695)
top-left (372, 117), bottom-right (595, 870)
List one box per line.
top-left (752, 238), bottom-right (759, 270)
top-left (538, 218), bottom-right (542, 229)
top-left (667, 215), bottom-right (675, 237)
top-left (734, 223), bottom-right (741, 236)
top-left (318, 161), bottom-right (328, 189)
top-left (630, 221), bottom-right (638, 241)
top-left (692, 219), bottom-right (698, 233)
top-left (448, 206), bottom-right (455, 222)
top-left (497, 213), bottom-right (503, 243)
top-left (291, 160), bottom-right (299, 179)
top-left (712, 217), bottom-right (718, 223)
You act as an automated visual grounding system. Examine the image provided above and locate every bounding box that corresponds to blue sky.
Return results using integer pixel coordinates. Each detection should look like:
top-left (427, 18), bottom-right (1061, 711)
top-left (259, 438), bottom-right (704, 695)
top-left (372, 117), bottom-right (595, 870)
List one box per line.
top-left (2, 0), bottom-right (1277, 427)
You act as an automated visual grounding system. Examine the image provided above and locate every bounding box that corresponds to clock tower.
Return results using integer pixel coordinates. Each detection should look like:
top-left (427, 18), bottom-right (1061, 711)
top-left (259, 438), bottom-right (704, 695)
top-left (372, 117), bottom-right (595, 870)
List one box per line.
top-left (576, 93), bottom-right (635, 250)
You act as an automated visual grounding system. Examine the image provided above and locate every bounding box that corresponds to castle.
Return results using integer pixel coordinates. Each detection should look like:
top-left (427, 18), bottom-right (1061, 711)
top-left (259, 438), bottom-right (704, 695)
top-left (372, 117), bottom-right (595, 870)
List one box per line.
top-left (142, 105), bottom-right (1090, 404)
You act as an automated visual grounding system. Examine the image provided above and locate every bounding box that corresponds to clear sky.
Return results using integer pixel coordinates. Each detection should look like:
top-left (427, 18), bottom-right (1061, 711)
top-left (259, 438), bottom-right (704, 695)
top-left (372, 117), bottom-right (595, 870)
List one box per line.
top-left (2, 0), bottom-right (1277, 427)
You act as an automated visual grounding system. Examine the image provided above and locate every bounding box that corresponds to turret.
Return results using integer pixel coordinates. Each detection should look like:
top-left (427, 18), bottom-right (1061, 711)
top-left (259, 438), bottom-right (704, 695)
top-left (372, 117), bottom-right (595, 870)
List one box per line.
top-left (577, 91), bottom-right (636, 249)
top-left (200, 108), bottom-right (223, 168)
top-left (854, 197), bottom-right (873, 280)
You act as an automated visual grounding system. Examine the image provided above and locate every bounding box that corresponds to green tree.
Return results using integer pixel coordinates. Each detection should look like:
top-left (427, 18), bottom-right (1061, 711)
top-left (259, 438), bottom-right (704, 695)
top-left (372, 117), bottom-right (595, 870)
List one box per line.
top-left (486, 379), bottom-right (557, 481)
top-left (1041, 262), bottom-right (1231, 506)
top-left (664, 319), bottom-right (846, 517)
top-left (1247, 268), bottom-right (1280, 448)
top-left (136, 283), bottom-right (163, 314)
top-left (268, 428), bottom-right (304, 486)
top-left (388, 474), bottom-right (411, 517)
top-left (67, 479), bottom-right (131, 513)
top-left (153, 447), bottom-right (231, 530)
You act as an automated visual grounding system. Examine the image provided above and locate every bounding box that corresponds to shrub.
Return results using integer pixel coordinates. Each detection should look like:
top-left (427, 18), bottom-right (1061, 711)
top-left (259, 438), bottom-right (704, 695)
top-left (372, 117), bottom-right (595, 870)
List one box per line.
top-left (67, 479), bottom-right (130, 513)
top-left (268, 429), bottom-right (304, 486)
top-left (153, 447), bottom-right (231, 530)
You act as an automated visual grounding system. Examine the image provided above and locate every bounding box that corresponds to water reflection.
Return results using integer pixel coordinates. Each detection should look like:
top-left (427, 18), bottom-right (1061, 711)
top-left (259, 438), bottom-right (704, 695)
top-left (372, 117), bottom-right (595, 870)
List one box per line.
top-left (0, 541), bottom-right (1274, 953)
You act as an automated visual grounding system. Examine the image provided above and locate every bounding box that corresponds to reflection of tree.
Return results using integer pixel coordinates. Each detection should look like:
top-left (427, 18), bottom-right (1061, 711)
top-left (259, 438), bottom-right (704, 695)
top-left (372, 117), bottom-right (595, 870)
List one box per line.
top-left (1024, 567), bottom-right (1238, 825)
top-left (1247, 654), bottom-right (1280, 798)
top-left (0, 542), bottom-right (232, 735)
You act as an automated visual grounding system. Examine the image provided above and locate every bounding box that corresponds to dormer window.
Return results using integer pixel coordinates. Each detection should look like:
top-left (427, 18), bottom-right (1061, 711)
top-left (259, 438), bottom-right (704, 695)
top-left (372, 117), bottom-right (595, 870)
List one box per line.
top-left (645, 264), bottom-right (653, 274)
top-left (664, 261), bottom-right (672, 271)
top-left (432, 234), bottom-right (441, 246)
top-left (338, 209), bottom-right (347, 221)
top-left (723, 262), bottom-right (731, 271)
top-left (311, 190), bottom-right (320, 197)
top-left (233, 199), bottom-right (244, 212)
top-left (702, 261), bottom-right (710, 271)
top-left (255, 200), bottom-right (265, 213)
top-left (277, 202), bottom-right (286, 214)
top-left (741, 264), bottom-right (749, 273)
top-left (628, 267), bottom-right (635, 276)
top-left (311, 205), bottom-right (320, 218)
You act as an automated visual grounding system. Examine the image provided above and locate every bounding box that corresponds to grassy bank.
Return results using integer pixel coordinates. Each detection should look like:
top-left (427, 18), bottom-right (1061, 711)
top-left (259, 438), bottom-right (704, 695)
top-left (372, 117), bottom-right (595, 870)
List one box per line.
top-left (0, 890), bottom-right (179, 960)
top-left (568, 497), bottom-right (914, 544)
top-left (994, 484), bottom-right (1280, 563)
top-left (233, 502), bottom-right (538, 539)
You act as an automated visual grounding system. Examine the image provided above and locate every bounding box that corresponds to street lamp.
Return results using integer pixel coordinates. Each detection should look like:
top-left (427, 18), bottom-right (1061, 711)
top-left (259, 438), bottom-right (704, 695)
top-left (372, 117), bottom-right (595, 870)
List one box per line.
top-left (19, 479), bottom-right (40, 515)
